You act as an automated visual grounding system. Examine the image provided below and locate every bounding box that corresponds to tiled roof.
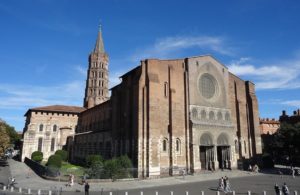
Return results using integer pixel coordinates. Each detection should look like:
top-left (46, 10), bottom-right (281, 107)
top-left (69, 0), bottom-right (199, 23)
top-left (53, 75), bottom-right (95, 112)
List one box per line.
top-left (25, 105), bottom-right (86, 115)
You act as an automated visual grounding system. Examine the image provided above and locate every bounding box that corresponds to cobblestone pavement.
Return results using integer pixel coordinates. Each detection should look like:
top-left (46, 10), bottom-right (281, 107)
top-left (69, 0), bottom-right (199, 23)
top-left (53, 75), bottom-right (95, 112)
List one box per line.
top-left (1, 159), bottom-right (299, 195)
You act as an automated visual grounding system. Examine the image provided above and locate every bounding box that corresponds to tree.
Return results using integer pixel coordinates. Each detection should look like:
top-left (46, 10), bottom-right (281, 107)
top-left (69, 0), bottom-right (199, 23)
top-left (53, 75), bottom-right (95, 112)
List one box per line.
top-left (47, 154), bottom-right (62, 168)
top-left (85, 154), bottom-right (104, 167)
top-left (31, 151), bottom-right (43, 163)
top-left (272, 122), bottom-right (300, 165)
top-left (0, 123), bottom-right (10, 156)
top-left (0, 119), bottom-right (21, 146)
top-left (55, 150), bottom-right (68, 161)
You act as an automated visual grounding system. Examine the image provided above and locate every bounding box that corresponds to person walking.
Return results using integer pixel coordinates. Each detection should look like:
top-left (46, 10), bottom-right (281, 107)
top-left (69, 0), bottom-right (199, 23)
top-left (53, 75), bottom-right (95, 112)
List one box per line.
top-left (274, 183), bottom-right (280, 195)
top-left (291, 167), bottom-right (295, 178)
top-left (282, 183), bottom-right (290, 195)
top-left (218, 177), bottom-right (224, 191)
top-left (85, 182), bottom-right (90, 195)
top-left (224, 176), bottom-right (232, 193)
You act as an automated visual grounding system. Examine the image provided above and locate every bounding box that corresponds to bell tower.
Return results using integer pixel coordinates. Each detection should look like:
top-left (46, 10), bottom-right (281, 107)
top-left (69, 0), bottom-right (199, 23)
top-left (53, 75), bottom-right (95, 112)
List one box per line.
top-left (84, 25), bottom-right (109, 108)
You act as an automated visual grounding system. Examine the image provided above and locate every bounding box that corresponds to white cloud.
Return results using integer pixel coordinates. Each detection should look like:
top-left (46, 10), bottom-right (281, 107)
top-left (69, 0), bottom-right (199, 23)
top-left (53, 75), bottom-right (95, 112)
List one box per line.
top-left (0, 81), bottom-right (84, 109)
top-left (75, 65), bottom-right (87, 77)
top-left (228, 57), bottom-right (300, 89)
top-left (282, 100), bottom-right (300, 107)
top-left (130, 35), bottom-right (233, 62)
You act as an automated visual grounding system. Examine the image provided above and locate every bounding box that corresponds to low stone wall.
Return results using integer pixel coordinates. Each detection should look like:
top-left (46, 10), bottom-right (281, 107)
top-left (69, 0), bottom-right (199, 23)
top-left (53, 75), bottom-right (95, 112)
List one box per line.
top-left (24, 157), bottom-right (46, 176)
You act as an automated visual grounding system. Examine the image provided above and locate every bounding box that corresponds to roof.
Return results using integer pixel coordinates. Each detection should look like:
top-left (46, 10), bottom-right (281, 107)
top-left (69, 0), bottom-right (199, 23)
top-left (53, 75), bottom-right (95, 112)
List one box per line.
top-left (25, 105), bottom-right (86, 116)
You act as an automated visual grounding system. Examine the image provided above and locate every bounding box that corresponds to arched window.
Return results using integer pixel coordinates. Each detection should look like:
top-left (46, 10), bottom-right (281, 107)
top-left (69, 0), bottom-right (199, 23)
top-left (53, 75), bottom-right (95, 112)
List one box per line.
top-left (51, 138), bottom-right (55, 151)
top-left (162, 138), bottom-right (168, 152)
top-left (53, 124), bottom-right (57, 132)
top-left (192, 108), bottom-right (198, 119)
top-left (225, 112), bottom-right (230, 121)
top-left (201, 110), bottom-right (206, 120)
top-left (217, 112), bottom-right (222, 120)
top-left (209, 111), bottom-right (215, 120)
top-left (38, 137), bottom-right (43, 151)
top-left (176, 138), bottom-right (181, 152)
top-left (39, 124), bottom-right (44, 132)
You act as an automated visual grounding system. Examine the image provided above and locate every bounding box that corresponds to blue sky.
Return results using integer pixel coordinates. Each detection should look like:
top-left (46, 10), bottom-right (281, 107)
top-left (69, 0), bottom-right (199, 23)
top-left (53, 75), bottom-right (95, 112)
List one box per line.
top-left (0, 0), bottom-right (300, 131)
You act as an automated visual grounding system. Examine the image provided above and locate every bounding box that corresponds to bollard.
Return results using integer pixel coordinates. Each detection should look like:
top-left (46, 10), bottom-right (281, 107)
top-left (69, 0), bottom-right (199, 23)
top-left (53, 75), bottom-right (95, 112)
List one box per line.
top-left (110, 192), bottom-right (113, 195)
top-left (216, 191), bottom-right (220, 195)
top-left (141, 191), bottom-right (143, 195)
top-left (156, 191), bottom-right (158, 195)
top-left (201, 191), bottom-right (204, 195)
top-left (232, 191), bottom-right (235, 195)
top-left (170, 191), bottom-right (173, 195)
top-left (49, 190), bottom-right (52, 195)
top-left (10, 187), bottom-right (14, 192)
top-left (38, 189), bottom-right (41, 195)
top-left (294, 191), bottom-right (298, 195)
top-left (28, 188), bottom-right (31, 194)
top-left (3, 186), bottom-right (6, 191)
top-left (263, 191), bottom-right (266, 195)
top-left (248, 191), bottom-right (251, 195)
top-left (125, 192), bottom-right (128, 195)
top-left (19, 187), bottom-right (22, 193)
top-left (186, 191), bottom-right (189, 195)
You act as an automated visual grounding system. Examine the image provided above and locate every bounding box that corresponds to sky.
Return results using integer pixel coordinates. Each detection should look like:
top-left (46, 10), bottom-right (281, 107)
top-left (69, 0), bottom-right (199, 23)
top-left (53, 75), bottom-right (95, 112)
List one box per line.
top-left (0, 0), bottom-right (300, 131)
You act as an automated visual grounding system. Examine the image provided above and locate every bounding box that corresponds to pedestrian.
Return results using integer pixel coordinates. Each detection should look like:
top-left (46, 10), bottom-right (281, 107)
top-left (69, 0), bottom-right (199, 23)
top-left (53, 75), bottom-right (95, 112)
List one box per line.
top-left (84, 182), bottom-right (90, 195)
top-left (248, 164), bottom-right (252, 172)
top-left (282, 183), bottom-right (290, 195)
top-left (224, 176), bottom-right (232, 193)
top-left (274, 183), bottom-right (280, 195)
top-left (218, 177), bottom-right (224, 191)
top-left (291, 167), bottom-right (295, 178)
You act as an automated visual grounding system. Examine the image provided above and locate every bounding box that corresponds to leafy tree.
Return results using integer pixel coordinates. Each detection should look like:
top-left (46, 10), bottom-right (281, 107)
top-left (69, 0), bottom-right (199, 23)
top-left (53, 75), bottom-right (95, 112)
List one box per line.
top-left (103, 158), bottom-right (120, 180)
top-left (86, 160), bottom-right (104, 179)
top-left (270, 122), bottom-right (300, 165)
top-left (47, 154), bottom-right (62, 168)
top-left (0, 123), bottom-right (10, 156)
top-left (0, 119), bottom-right (21, 146)
top-left (55, 150), bottom-right (68, 161)
top-left (85, 154), bottom-right (104, 167)
top-left (31, 151), bottom-right (43, 163)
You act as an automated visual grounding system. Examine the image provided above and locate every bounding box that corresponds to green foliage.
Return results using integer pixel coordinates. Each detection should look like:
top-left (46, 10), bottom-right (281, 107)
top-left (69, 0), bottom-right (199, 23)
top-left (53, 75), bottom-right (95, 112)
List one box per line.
top-left (55, 150), bottom-right (68, 161)
top-left (86, 161), bottom-right (104, 179)
top-left (103, 158), bottom-right (120, 180)
top-left (47, 154), bottom-right (62, 168)
top-left (31, 151), bottom-right (43, 163)
top-left (85, 155), bottom-right (104, 167)
top-left (0, 119), bottom-right (20, 145)
top-left (0, 123), bottom-right (10, 156)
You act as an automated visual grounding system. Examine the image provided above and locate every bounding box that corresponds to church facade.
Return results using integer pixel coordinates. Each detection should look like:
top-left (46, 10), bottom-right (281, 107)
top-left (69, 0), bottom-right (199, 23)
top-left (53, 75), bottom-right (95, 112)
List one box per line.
top-left (22, 27), bottom-right (262, 178)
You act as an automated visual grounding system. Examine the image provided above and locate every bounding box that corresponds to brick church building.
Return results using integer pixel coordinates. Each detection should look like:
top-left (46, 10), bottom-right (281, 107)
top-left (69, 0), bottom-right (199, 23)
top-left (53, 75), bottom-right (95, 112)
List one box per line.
top-left (22, 27), bottom-right (262, 178)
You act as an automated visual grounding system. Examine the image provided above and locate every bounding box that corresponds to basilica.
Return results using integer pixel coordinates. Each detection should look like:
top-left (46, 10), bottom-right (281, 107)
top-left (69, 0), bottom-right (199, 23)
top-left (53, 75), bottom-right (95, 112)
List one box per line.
top-left (21, 27), bottom-right (262, 178)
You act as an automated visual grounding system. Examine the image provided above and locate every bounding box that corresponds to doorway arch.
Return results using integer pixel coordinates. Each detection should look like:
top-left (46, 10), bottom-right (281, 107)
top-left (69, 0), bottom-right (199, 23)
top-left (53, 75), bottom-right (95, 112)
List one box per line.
top-left (199, 133), bottom-right (214, 170)
top-left (217, 133), bottom-right (231, 169)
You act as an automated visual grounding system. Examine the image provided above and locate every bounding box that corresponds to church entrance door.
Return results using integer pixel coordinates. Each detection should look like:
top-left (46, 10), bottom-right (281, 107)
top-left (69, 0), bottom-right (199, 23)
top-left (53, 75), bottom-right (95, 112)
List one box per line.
top-left (217, 146), bottom-right (230, 169)
top-left (200, 146), bottom-right (214, 170)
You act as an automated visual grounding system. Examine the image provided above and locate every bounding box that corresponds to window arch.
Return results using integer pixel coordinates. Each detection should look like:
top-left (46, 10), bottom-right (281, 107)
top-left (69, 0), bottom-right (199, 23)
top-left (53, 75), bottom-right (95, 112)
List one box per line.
top-left (192, 108), bottom-right (198, 119)
top-left (162, 138), bottom-right (168, 152)
top-left (176, 138), bottom-right (181, 153)
top-left (39, 124), bottom-right (44, 132)
top-left (209, 111), bottom-right (215, 120)
top-left (225, 112), bottom-right (230, 121)
top-left (201, 110), bottom-right (206, 120)
top-left (53, 124), bottom-right (57, 132)
top-left (51, 138), bottom-right (55, 151)
top-left (217, 112), bottom-right (222, 121)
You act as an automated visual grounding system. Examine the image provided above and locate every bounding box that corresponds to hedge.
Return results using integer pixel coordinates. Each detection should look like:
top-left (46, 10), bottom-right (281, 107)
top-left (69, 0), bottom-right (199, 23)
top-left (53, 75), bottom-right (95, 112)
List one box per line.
top-left (31, 151), bottom-right (43, 163)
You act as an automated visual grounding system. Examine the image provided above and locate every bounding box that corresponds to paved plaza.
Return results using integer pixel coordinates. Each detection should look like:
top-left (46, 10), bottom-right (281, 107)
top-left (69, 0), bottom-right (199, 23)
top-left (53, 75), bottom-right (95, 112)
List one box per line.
top-left (0, 159), bottom-right (299, 195)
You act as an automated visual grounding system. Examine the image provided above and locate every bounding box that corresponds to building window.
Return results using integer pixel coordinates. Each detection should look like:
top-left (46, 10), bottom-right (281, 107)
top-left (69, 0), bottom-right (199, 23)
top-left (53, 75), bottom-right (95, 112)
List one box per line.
top-left (244, 140), bottom-right (247, 154)
top-left (164, 82), bottom-right (168, 97)
top-left (192, 108), bottom-right (198, 119)
top-left (39, 124), bottom-right (44, 132)
top-left (225, 112), bottom-right (230, 121)
top-left (201, 110), bottom-right (206, 120)
top-left (176, 138), bottom-right (181, 153)
top-left (209, 111), bottom-right (215, 120)
top-left (162, 138), bottom-right (168, 152)
top-left (38, 137), bottom-right (43, 152)
top-left (51, 138), bottom-right (55, 151)
top-left (53, 124), bottom-right (57, 132)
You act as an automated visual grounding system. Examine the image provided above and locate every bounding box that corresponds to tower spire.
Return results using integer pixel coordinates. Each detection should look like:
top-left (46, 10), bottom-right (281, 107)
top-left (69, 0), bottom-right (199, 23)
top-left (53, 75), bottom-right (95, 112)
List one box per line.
top-left (94, 23), bottom-right (105, 53)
